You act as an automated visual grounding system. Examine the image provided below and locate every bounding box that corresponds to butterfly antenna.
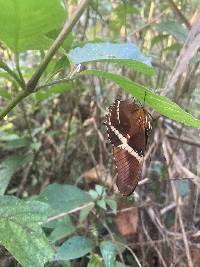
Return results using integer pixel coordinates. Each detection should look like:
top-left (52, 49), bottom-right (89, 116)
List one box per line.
top-left (143, 91), bottom-right (147, 108)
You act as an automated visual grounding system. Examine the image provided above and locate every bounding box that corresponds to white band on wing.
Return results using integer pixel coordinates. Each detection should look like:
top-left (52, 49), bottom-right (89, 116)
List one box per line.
top-left (109, 125), bottom-right (143, 163)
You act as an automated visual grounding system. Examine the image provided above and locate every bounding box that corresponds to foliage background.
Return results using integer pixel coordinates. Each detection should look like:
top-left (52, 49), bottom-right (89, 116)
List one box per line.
top-left (0, 0), bottom-right (200, 266)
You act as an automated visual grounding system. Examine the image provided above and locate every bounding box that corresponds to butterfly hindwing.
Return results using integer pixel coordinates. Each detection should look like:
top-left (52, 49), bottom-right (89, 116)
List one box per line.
top-left (114, 146), bottom-right (143, 195)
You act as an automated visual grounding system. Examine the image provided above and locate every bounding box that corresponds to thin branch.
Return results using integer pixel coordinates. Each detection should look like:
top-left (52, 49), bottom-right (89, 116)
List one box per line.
top-left (15, 53), bottom-right (26, 89)
top-left (162, 15), bottom-right (200, 96)
top-left (167, 134), bottom-right (200, 148)
top-left (0, 90), bottom-right (29, 120)
top-left (131, 10), bottom-right (167, 36)
top-left (167, 0), bottom-right (191, 29)
top-left (35, 77), bottom-right (73, 91)
top-left (117, 241), bottom-right (142, 267)
top-left (46, 202), bottom-right (94, 223)
top-left (0, 60), bottom-right (23, 87)
top-left (141, 212), bottom-right (168, 267)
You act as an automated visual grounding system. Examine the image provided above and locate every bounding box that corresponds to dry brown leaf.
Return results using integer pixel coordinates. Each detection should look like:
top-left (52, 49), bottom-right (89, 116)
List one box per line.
top-left (82, 117), bottom-right (94, 127)
top-left (84, 164), bottom-right (113, 187)
top-left (191, 247), bottom-right (200, 266)
top-left (114, 201), bottom-right (139, 236)
top-left (84, 165), bottom-right (102, 183)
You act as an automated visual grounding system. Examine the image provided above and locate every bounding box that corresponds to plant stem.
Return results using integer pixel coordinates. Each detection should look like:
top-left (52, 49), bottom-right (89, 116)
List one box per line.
top-left (0, 0), bottom-right (90, 121)
top-left (0, 60), bottom-right (23, 87)
top-left (15, 53), bottom-right (26, 89)
top-left (35, 77), bottom-right (73, 91)
top-left (0, 90), bottom-right (29, 120)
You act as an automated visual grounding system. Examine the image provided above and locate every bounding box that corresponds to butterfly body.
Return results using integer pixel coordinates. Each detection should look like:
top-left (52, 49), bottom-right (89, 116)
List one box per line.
top-left (105, 99), bottom-right (152, 195)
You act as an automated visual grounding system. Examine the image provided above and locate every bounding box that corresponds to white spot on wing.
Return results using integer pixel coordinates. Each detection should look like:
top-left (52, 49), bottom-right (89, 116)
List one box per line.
top-left (116, 100), bottom-right (120, 124)
top-left (148, 121), bottom-right (152, 129)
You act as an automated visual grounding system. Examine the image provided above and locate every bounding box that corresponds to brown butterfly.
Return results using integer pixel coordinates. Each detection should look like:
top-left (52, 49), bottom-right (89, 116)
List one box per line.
top-left (105, 99), bottom-right (152, 195)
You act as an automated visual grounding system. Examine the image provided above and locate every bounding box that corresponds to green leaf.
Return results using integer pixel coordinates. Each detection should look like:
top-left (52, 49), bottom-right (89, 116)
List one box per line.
top-left (151, 34), bottom-right (169, 48)
top-left (114, 3), bottom-right (139, 17)
top-left (79, 203), bottom-right (94, 223)
top-left (53, 236), bottom-right (95, 261)
top-left (87, 254), bottom-right (103, 267)
top-left (0, 154), bottom-right (33, 195)
top-left (37, 183), bottom-right (93, 212)
top-left (172, 179), bottom-right (190, 197)
top-left (81, 69), bottom-right (200, 129)
top-left (0, 0), bottom-right (65, 52)
top-left (97, 199), bottom-right (107, 210)
top-left (0, 196), bottom-right (54, 267)
top-left (105, 199), bottom-right (117, 214)
top-left (0, 131), bottom-right (20, 141)
top-left (60, 262), bottom-right (70, 267)
top-left (95, 184), bottom-right (105, 196)
top-left (68, 43), bottom-right (154, 75)
top-left (89, 189), bottom-right (99, 200)
top-left (0, 88), bottom-right (11, 99)
top-left (100, 240), bottom-right (117, 267)
top-left (2, 137), bottom-right (30, 150)
top-left (53, 55), bottom-right (71, 74)
top-left (48, 215), bottom-right (76, 243)
top-left (0, 131), bottom-right (30, 149)
top-left (157, 20), bottom-right (188, 43)
top-left (34, 83), bottom-right (74, 102)
top-left (109, 4), bottom-right (139, 37)
top-left (116, 262), bottom-right (126, 267)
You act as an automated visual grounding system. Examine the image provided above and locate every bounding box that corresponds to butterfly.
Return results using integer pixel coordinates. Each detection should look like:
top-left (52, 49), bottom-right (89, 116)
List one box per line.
top-left (105, 99), bottom-right (152, 195)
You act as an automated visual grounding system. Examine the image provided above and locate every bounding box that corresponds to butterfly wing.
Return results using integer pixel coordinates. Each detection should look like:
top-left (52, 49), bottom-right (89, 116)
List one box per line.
top-left (105, 100), bottom-right (122, 147)
top-left (114, 146), bottom-right (143, 195)
top-left (128, 127), bottom-right (147, 156)
top-left (105, 99), bottom-right (152, 195)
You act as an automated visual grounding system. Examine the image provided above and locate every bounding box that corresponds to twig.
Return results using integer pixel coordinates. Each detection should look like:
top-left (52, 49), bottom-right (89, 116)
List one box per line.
top-left (35, 77), bottom-right (73, 91)
top-left (131, 10), bottom-right (167, 36)
top-left (141, 212), bottom-right (168, 267)
top-left (81, 135), bottom-right (102, 182)
top-left (17, 163), bottom-right (33, 197)
top-left (167, 134), bottom-right (200, 148)
top-left (164, 135), bottom-right (200, 186)
top-left (144, 140), bottom-right (156, 161)
top-left (80, 6), bottom-right (90, 41)
top-left (162, 14), bottom-right (200, 96)
top-left (117, 241), bottom-right (142, 267)
top-left (0, 90), bottom-right (29, 119)
top-left (46, 202), bottom-right (94, 223)
top-left (56, 113), bottom-right (73, 181)
top-left (160, 202), bottom-right (176, 215)
top-left (167, 0), bottom-right (191, 29)
top-left (15, 54), bottom-right (26, 88)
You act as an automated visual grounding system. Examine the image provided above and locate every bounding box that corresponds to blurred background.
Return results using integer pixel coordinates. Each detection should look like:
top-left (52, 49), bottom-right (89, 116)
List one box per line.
top-left (0, 0), bottom-right (200, 266)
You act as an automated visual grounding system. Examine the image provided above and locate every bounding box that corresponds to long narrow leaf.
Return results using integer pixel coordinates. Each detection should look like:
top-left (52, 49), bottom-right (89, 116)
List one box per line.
top-left (80, 69), bottom-right (200, 129)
